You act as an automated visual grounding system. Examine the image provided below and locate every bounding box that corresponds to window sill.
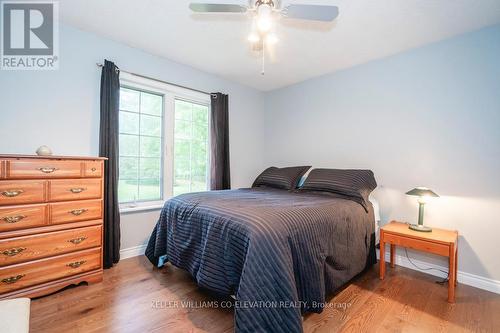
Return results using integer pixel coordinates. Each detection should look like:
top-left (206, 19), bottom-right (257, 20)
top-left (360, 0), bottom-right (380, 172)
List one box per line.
top-left (120, 203), bottom-right (164, 214)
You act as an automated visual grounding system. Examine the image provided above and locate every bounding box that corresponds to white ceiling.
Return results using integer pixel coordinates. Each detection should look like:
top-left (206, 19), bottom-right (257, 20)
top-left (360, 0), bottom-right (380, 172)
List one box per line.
top-left (60, 0), bottom-right (500, 91)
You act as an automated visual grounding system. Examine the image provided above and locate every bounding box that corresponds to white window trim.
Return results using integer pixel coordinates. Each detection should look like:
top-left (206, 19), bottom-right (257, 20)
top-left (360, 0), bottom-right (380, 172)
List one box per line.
top-left (119, 72), bottom-right (211, 213)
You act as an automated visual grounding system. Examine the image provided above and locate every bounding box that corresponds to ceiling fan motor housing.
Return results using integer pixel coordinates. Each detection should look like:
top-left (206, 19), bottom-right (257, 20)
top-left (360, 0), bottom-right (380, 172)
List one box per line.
top-left (255, 0), bottom-right (275, 9)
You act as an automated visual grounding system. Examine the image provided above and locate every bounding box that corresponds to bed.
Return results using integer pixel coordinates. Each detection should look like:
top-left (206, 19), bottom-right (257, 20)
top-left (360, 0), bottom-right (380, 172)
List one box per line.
top-left (145, 185), bottom-right (377, 333)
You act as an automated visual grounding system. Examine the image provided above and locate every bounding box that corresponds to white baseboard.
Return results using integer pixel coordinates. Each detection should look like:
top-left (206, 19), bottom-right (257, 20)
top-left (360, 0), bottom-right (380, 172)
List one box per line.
top-left (120, 244), bottom-right (147, 260)
top-left (377, 249), bottom-right (500, 295)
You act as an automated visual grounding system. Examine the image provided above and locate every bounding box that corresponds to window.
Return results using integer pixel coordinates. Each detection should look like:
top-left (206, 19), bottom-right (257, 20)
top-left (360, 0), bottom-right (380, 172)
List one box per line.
top-left (173, 100), bottom-right (209, 196)
top-left (118, 88), bottom-right (163, 203)
top-left (118, 73), bottom-right (210, 210)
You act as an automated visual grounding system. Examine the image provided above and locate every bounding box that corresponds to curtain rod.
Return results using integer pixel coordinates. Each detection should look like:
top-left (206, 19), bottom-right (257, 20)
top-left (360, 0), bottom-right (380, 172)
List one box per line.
top-left (96, 63), bottom-right (213, 96)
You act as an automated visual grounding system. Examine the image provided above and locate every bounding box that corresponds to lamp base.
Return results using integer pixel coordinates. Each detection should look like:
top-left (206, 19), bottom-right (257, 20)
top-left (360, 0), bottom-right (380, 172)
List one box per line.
top-left (409, 224), bottom-right (432, 232)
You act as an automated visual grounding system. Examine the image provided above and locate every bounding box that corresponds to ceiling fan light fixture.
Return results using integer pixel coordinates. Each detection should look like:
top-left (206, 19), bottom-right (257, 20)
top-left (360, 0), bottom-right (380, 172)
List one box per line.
top-left (256, 4), bottom-right (273, 32)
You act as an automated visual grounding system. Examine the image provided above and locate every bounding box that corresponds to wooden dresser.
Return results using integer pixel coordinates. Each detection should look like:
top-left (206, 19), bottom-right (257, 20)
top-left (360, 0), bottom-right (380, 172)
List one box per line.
top-left (0, 155), bottom-right (106, 299)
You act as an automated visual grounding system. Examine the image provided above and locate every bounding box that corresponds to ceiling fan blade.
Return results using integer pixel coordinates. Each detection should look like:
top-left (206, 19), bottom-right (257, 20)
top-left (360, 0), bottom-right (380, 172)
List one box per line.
top-left (282, 5), bottom-right (339, 22)
top-left (189, 3), bottom-right (248, 13)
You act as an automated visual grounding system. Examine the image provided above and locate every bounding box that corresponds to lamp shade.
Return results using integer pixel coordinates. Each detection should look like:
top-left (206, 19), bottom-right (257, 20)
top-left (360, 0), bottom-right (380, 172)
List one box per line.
top-left (406, 187), bottom-right (439, 197)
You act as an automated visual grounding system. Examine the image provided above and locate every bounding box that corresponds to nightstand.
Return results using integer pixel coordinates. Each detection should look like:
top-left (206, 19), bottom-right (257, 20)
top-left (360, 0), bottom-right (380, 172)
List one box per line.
top-left (379, 220), bottom-right (458, 303)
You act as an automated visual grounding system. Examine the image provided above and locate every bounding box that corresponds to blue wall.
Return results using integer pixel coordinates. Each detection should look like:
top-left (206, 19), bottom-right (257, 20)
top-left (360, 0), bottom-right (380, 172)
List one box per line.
top-left (264, 25), bottom-right (500, 283)
top-left (0, 24), bottom-right (265, 250)
top-left (0, 24), bottom-right (265, 189)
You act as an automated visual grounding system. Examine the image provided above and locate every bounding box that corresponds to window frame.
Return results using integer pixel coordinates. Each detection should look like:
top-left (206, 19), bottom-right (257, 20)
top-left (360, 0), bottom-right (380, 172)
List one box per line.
top-left (119, 72), bottom-right (211, 213)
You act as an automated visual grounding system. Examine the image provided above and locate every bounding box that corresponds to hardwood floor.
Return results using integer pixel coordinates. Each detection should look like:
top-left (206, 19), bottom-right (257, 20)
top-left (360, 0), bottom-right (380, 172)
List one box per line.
top-left (30, 255), bottom-right (500, 333)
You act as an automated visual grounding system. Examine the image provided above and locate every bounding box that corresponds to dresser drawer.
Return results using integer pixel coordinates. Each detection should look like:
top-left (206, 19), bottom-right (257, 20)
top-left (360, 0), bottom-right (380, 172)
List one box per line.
top-left (0, 180), bottom-right (46, 206)
top-left (7, 160), bottom-right (82, 179)
top-left (0, 204), bottom-right (48, 232)
top-left (0, 247), bottom-right (101, 294)
top-left (50, 199), bottom-right (102, 224)
top-left (84, 161), bottom-right (103, 178)
top-left (0, 225), bottom-right (101, 266)
top-left (49, 179), bottom-right (102, 202)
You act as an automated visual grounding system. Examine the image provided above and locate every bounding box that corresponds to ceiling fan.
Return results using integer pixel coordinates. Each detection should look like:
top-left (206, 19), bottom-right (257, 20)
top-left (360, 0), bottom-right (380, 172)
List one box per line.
top-left (189, 0), bottom-right (339, 75)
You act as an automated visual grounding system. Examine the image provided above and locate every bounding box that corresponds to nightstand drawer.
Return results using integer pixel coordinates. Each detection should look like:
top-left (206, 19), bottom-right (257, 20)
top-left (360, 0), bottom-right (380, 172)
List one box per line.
top-left (383, 232), bottom-right (449, 256)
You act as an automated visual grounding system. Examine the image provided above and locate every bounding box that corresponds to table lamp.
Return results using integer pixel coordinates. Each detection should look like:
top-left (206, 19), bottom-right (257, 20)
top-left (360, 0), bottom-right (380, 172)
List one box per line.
top-left (406, 187), bottom-right (439, 232)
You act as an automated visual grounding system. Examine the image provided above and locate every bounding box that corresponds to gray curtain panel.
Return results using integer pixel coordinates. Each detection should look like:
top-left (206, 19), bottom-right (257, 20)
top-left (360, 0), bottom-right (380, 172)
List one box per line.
top-left (99, 59), bottom-right (121, 268)
top-left (210, 93), bottom-right (231, 190)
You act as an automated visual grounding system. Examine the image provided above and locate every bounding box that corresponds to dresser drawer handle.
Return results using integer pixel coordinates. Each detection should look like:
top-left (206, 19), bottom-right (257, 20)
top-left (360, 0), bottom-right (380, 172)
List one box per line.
top-left (2, 215), bottom-right (26, 223)
top-left (69, 209), bottom-right (88, 216)
top-left (91, 167), bottom-right (97, 172)
top-left (1, 189), bottom-right (24, 197)
top-left (68, 236), bottom-right (87, 245)
top-left (1, 274), bottom-right (25, 284)
top-left (69, 188), bottom-right (86, 194)
top-left (2, 247), bottom-right (27, 257)
top-left (67, 260), bottom-right (86, 269)
top-left (37, 167), bottom-right (58, 174)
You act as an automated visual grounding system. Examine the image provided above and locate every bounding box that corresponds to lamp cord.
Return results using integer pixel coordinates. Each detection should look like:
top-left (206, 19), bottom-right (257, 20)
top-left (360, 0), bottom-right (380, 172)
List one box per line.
top-left (403, 248), bottom-right (449, 285)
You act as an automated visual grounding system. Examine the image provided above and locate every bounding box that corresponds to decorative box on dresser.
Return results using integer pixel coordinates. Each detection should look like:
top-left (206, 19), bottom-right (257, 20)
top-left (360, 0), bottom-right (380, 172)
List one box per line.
top-left (0, 155), bottom-right (106, 299)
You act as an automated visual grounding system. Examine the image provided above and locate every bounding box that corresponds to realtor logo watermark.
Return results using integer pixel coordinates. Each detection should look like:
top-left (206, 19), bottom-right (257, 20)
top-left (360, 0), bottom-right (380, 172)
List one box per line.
top-left (1, 1), bottom-right (59, 70)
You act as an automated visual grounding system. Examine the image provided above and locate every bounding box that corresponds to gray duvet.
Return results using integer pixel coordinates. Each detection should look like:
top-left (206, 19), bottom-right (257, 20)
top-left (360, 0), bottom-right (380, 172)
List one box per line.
top-left (145, 187), bottom-right (376, 333)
